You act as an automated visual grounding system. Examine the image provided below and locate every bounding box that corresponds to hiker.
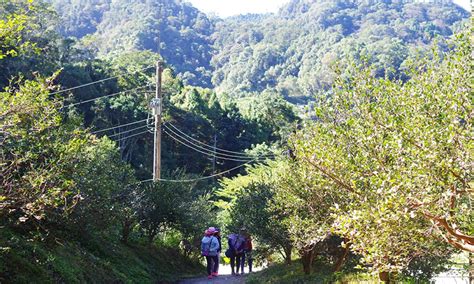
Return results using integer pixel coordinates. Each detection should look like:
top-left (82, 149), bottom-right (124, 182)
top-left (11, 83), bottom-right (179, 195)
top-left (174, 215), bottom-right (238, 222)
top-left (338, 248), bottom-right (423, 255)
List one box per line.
top-left (238, 228), bottom-right (249, 274)
top-left (201, 227), bottom-right (219, 279)
top-left (213, 228), bottom-right (222, 275)
top-left (226, 231), bottom-right (245, 275)
top-left (244, 234), bottom-right (253, 273)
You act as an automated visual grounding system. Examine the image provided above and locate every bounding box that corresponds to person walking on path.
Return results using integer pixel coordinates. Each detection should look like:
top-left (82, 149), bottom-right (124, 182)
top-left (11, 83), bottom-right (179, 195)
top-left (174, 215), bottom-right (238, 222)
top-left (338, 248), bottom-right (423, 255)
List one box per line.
top-left (201, 227), bottom-right (219, 279)
top-left (213, 228), bottom-right (222, 276)
top-left (237, 228), bottom-right (249, 275)
top-left (244, 234), bottom-right (253, 273)
top-left (226, 232), bottom-right (245, 275)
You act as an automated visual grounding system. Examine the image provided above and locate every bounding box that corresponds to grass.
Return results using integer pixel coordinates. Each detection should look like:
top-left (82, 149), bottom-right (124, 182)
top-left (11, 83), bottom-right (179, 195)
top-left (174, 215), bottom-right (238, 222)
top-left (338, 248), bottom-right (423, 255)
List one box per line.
top-left (245, 259), bottom-right (438, 284)
top-left (245, 259), bottom-right (395, 284)
top-left (0, 227), bottom-right (203, 283)
top-left (246, 260), bottom-right (339, 284)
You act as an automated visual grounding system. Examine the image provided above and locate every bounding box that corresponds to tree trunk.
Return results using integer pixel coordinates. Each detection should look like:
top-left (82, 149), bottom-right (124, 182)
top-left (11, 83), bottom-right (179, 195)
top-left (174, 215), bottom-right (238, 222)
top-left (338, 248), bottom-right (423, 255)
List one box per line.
top-left (147, 228), bottom-right (157, 244)
top-left (333, 243), bottom-right (350, 272)
top-left (379, 271), bottom-right (390, 283)
top-left (121, 218), bottom-right (133, 244)
top-left (284, 245), bottom-right (292, 265)
top-left (301, 245), bottom-right (316, 275)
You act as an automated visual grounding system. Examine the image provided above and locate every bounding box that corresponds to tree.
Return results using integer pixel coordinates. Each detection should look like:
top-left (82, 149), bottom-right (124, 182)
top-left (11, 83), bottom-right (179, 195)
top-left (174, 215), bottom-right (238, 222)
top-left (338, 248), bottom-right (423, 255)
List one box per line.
top-left (220, 162), bottom-right (294, 265)
top-left (238, 91), bottom-right (300, 144)
top-left (0, 0), bottom-right (58, 87)
top-left (220, 158), bottom-right (354, 274)
top-left (65, 137), bottom-right (136, 236)
top-left (0, 73), bottom-right (137, 238)
top-left (0, 75), bottom-right (87, 225)
top-left (291, 31), bottom-right (472, 278)
top-left (0, 0), bottom-right (40, 60)
top-left (133, 181), bottom-right (184, 244)
top-left (131, 171), bottom-right (215, 244)
top-left (278, 161), bottom-right (354, 274)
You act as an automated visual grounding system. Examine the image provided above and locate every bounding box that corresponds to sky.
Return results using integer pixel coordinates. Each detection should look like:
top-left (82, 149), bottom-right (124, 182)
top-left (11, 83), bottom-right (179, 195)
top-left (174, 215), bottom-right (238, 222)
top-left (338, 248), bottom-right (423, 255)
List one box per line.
top-left (186, 0), bottom-right (471, 18)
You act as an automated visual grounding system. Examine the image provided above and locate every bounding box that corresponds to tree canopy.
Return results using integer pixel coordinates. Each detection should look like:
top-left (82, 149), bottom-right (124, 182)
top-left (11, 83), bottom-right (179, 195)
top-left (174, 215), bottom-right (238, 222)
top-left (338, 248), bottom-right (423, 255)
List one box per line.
top-left (48, 0), bottom-right (468, 101)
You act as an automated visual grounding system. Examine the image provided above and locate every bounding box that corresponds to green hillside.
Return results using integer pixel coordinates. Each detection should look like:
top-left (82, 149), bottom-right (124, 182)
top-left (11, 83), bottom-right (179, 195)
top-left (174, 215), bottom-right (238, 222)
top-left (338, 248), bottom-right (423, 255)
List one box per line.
top-left (211, 0), bottom-right (468, 100)
top-left (0, 228), bottom-right (202, 283)
top-left (52, 0), bottom-right (215, 87)
top-left (51, 0), bottom-right (468, 101)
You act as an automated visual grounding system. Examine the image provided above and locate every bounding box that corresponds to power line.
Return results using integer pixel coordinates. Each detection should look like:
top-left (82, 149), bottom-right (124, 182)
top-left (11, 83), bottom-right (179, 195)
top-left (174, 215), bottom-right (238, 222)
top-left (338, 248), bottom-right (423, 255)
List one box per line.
top-left (113, 130), bottom-right (151, 142)
top-left (51, 65), bottom-right (154, 95)
top-left (62, 85), bottom-right (152, 109)
top-left (107, 124), bottom-right (152, 138)
top-left (130, 160), bottom-right (254, 184)
top-left (91, 118), bottom-right (150, 134)
top-left (113, 122), bottom-right (166, 142)
top-left (165, 122), bottom-right (272, 158)
top-left (164, 125), bottom-right (271, 161)
top-left (164, 124), bottom-right (256, 160)
top-left (166, 122), bottom-right (256, 156)
top-left (164, 127), bottom-right (264, 162)
top-left (165, 129), bottom-right (252, 162)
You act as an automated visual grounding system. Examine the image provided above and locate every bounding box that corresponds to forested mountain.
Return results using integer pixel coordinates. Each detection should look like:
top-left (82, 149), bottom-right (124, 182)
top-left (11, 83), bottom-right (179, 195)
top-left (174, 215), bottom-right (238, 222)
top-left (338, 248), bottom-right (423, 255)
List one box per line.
top-left (211, 0), bottom-right (468, 100)
top-left (51, 0), bottom-right (109, 38)
top-left (51, 0), bottom-right (215, 87)
top-left (50, 0), bottom-right (468, 102)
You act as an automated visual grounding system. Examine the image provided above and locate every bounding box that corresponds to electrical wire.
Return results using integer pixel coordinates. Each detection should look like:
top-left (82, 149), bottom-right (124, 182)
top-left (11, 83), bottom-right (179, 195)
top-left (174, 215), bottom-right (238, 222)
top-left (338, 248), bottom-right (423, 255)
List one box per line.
top-left (163, 124), bottom-right (259, 160)
top-left (165, 130), bottom-right (253, 162)
top-left (163, 127), bottom-right (265, 162)
top-left (165, 123), bottom-right (273, 159)
top-left (114, 121), bottom-right (166, 142)
top-left (167, 122), bottom-right (271, 157)
top-left (62, 85), bottom-right (152, 109)
top-left (91, 118), bottom-right (150, 134)
top-left (129, 160), bottom-right (254, 185)
top-left (113, 130), bottom-right (151, 142)
top-left (107, 124), bottom-right (151, 138)
top-left (51, 65), bottom-right (154, 95)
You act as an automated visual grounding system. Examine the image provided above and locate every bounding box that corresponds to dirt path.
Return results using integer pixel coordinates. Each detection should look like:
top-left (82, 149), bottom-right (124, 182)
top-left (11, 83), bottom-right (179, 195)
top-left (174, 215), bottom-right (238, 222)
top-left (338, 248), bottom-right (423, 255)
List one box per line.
top-left (178, 274), bottom-right (247, 284)
top-left (179, 265), bottom-right (249, 284)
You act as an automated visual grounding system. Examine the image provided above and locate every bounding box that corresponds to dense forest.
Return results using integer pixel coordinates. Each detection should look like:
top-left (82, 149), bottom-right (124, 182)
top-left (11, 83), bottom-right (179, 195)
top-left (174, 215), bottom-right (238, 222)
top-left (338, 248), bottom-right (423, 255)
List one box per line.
top-left (49, 0), bottom-right (468, 101)
top-left (0, 0), bottom-right (472, 283)
top-left (212, 0), bottom-right (468, 102)
top-left (51, 0), bottom-right (216, 86)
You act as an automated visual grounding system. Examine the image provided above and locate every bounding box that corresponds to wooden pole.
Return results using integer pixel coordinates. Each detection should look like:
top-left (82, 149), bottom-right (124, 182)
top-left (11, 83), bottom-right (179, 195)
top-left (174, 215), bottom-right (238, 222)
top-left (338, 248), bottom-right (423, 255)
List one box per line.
top-left (153, 61), bottom-right (162, 182)
top-left (212, 134), bottom-right (217, 177)
top-left (469, 252), bottom-right (473, 284)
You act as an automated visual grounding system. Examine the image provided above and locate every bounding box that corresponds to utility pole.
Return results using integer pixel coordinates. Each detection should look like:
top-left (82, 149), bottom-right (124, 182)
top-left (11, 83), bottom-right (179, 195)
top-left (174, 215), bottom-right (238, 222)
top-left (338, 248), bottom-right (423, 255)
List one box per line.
top-left (469, 252), bottom-right (473, 284)
top-left (151, 61), bottom-right (163, 182)
top-left (212, 134), bottom-right (217, 177)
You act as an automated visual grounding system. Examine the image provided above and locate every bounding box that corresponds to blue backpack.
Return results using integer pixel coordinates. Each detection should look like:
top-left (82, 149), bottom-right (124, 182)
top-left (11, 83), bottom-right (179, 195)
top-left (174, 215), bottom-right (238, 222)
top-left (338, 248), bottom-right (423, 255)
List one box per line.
top-left (201, 236), bottom-right (217, 256)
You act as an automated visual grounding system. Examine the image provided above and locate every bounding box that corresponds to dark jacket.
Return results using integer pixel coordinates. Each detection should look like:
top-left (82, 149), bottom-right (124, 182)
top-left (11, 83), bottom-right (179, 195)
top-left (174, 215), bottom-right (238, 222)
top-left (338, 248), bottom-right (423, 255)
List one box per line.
top-left (228, 234), bottom-right (245, 255)
top-left (216, 235), bottom-right (222, 252)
